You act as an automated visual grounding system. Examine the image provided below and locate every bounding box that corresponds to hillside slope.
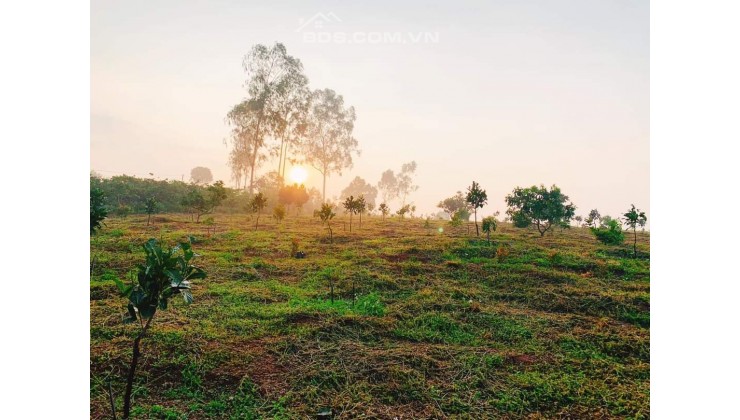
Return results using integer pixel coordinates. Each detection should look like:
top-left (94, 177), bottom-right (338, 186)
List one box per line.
top-left (91, 214), bottom-right (649, 419)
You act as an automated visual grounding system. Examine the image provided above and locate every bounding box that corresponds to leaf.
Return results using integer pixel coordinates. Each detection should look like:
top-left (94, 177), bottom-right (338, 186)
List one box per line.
top-left (126, 303), bottom-right (138, 322)
top-left (182, 290), bottom-right (193, 304)
top-left (166, 269), bottom-right (184, 285)
top-left (139, 303), bottom-right (156, 319)
top-left (113, 278), bottom-right (132, 296)
top-left (187, 267), bottom-right (207, 280)
top-left (172, 280), bottom-right (191, 290)
top-left (161, 288), bottom-right (174, 300)
top-left (181, 242), bottom-right (194, 261)
top-left (129, 288), bottom-right (146, 306)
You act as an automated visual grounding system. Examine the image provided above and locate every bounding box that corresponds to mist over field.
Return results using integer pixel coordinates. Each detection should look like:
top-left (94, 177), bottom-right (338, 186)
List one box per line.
top-left (91, 0), bottom-right (648, 221)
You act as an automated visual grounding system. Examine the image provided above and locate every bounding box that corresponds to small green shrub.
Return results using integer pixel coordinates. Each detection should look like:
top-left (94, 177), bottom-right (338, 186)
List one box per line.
top-left (591, 219), bottom-right (625, 245)
top-left (114, 203), bottom-right (133, 218)
top-left (314, 203), bottom-right (336, 242)
top-left (144, 196), bottom-right (158, 225)
top-left (113, 239), bottom-right (206, 418)
top-left (90, 187), bottom-right (108, 234)
top-left (273, 204), bottom-right (286, 223)
top-left (355, 292), bottom-right (385, 316)
top-left (482, 216), bottom-right (497, 243)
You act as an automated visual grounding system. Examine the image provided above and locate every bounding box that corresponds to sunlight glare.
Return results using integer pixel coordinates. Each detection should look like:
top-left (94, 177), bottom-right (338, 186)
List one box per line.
top-left (289, 166), bottom-right (308, 184)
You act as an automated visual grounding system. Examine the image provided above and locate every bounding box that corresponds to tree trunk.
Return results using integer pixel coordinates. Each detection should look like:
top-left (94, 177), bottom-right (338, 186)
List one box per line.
top-left (282, 142), bottom-right (290, 181)
top-left (147, 214), bottom-right (151, 226)
top-left (349, 213), bottom-right (352, 232)
top-left (474, 210), bottom-right (479, 236)
top-left (322, 172), bottom-right (327, 203)
top-left (123, 314), bottom-right (155, 419)
top-left (248, 116), bottom-right (264, 195)
top-left (255, 213), bottom-right (260, 231)
top-left (633, 229), bottom-right (637, 258)
top-left (248, 163), bottom-right (256, 195)
top-left (277, 136), bottom-right (285, 182)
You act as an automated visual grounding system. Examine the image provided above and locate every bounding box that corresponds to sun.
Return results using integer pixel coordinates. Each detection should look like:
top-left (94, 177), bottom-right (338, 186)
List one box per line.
top-left (288, 166), bottom-right (308, 184)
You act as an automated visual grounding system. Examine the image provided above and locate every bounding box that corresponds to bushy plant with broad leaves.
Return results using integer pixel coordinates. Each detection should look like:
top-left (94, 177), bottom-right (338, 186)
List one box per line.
top-left (378, 203), bottom-right (390, 220)
top-left (249, 192), bottom-right (268, 230)
top-left (590, 218), bottom-right (625, 245)
top-left (144, 197), bottom-right (158, 226)
top-left (112, 238), bottom-right (206, 419)
top-left (355, 195), bottom-right (367, 229)
top-left (343, 195), bottom-right (358, 232)
top-left (482, 216), bottom-right (497, 244)
top-left (466, 181), bottom-right (488, 236)
top-left (314, 203), bottom-right (336, 242)
top-left (90, 187), bottom-right (108, 234)
top-left (273, 203), bottom-right (286, 223)
top-left (449, 210), bottom-right (466, 227)
top-left (505, 184), bottom-right (576, 236)
top-left (181, 181), bottom-right (228, 222)
top-left (396, 204), bottom-right (411, 219)
top-left (623, 204), bottom-right (647, 257)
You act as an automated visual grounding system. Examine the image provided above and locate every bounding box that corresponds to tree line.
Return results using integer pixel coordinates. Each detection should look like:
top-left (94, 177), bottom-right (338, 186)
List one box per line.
top-left (90, 173), bottom-right (324, 223)
top-left (435, 181), bottom-right (647, 256)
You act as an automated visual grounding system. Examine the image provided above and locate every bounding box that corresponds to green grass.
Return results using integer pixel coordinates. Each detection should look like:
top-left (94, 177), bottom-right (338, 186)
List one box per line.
top-left (90, 214), bottom-right (649, 418)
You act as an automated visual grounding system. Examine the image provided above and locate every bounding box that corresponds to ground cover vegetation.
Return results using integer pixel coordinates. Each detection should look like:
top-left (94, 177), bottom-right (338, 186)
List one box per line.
top-left (91, 200), bottom-right (649, 418)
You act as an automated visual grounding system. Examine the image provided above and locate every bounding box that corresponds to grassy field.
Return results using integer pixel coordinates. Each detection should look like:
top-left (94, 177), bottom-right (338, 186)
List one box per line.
top-left (90, 213), bottom-right (649, 419)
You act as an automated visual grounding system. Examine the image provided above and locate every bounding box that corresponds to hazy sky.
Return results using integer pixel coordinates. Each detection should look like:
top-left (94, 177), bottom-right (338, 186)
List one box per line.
top-left (91, 0), bottom-right (649, 220)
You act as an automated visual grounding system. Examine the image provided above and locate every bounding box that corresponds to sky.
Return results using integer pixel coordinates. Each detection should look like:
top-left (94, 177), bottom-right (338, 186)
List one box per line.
top-left (91, 0), bottom-right (649, 220)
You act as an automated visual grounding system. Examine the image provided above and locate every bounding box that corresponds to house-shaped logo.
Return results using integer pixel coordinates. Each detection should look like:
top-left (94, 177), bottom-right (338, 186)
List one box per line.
top-left (295, 12), bottom-right (342, 32)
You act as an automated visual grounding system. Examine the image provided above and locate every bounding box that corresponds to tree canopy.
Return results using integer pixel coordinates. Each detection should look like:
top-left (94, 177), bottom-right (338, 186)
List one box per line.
top-left (190, 167), bottom-right (213, 184)
top-left (227, 43), bottom-right (308, 193)
top-left (341, 176), bottom-right (378, 210)
top-left (301, 88), bottom-right (359, 202)
top-left (181, 181), bottom-right (228, 222)
top-left (377, 162), bottom-right (418, 207)
top-left (466, 181), bottom-right (488, 236)
top-left (377, 170), bottom-right (398, 204)
top-left (437, 191), bottom-right (470, 220)
top-left (279, 183), bottom-right (310, 210)
top-left (623, 204), bottom-right (647, 257)
top-left (505, 185), bottom-right (576, 236)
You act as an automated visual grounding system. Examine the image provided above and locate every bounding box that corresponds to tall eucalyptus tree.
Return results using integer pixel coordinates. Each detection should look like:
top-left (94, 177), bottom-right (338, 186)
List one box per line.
top-left (226, 43), bottom-right (308, 193)
top-left (301, 88), bottom-right (359, 202)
